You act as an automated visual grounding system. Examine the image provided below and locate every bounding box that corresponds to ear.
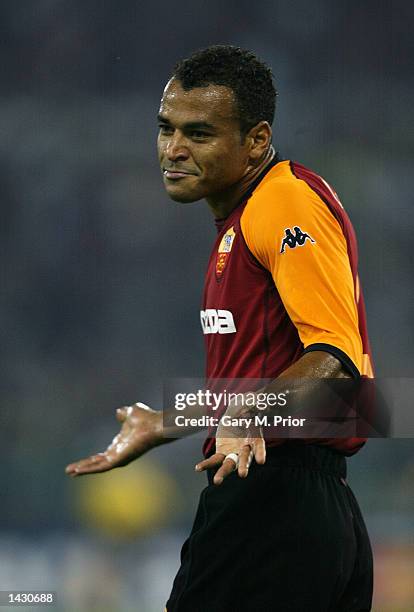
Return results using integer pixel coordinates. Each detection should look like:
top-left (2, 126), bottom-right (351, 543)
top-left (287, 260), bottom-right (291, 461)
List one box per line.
top-left (247, 121), bottom-right (272, 162)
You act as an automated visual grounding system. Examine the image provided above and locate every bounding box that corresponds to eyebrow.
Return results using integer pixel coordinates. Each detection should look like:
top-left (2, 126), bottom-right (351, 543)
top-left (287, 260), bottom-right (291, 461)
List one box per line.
top-left (157, 114), bottom-right (215, 130)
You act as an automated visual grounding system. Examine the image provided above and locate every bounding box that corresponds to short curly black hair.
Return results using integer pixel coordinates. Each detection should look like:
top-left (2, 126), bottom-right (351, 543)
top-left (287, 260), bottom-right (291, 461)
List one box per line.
top-left (172, 45), bottom-right (277, 136)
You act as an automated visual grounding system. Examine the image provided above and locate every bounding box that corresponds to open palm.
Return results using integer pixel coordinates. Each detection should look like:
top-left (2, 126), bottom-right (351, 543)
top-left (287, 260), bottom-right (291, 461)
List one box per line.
top-left (65, 403), bottom-right (163, 477)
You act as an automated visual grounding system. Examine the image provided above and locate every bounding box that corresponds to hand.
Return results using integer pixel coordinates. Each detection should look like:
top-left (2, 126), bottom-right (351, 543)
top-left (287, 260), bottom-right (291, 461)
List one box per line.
top-left (65, 402), bottom-right (164, 477)
top-left (195, 415), bottom-right (266, 485)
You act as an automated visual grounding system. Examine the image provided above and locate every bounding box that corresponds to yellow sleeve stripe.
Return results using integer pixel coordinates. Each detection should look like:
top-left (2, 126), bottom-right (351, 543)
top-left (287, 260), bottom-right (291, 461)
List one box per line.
top-left (241, 173), bottom-right (363, 373)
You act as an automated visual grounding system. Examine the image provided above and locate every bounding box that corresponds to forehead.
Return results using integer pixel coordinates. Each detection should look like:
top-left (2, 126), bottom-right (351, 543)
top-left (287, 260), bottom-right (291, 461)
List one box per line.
top-left (159, 78), bottom-right (238, 126)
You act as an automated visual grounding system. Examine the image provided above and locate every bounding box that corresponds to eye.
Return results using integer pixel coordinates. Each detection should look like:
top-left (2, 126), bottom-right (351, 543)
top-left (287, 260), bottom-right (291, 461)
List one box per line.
top-left (158, 124), bottom-right (174, 135)
top-left (191, 130), bottom-right (210, 140)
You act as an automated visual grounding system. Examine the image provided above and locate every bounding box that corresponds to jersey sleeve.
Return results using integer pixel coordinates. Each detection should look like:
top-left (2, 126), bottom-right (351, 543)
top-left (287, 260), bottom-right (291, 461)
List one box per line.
top-left (240, 177), bottom-right (363, 376)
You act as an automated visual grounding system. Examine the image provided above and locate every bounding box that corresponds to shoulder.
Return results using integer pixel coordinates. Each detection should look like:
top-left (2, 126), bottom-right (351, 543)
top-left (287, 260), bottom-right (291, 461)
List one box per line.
top-left (241, 160), bottom-right (337, 241)
top-left (240, 160), bottom-right (348, 271)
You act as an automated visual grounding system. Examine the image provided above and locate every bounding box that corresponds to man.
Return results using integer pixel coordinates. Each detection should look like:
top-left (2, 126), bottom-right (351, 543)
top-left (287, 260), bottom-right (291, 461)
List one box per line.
top-left (66, 45), bottom-right (373, 611)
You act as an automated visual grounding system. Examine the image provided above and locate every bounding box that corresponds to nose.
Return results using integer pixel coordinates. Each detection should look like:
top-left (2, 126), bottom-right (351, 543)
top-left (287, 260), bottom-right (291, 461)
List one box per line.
top-left (165, 131), bottom-right (190, 162)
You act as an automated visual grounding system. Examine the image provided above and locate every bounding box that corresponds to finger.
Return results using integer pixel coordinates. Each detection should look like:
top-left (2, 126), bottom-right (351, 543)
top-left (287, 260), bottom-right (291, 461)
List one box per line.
top-left (66, 461), bottom-right (109, 476)
top-left (195, 453), bottom-right (225, 472)
top-left (253, 438), bottom-right (266, 465)
top-left (70, 461), bottom-right (112, 476)
top-left (65, 454), bottom-right (110, 476)
top-left (116, 407), bottom-right (128, 423)
top-left (65, 457), bottom-right (97, 476)
top-left (213, 457), bottom-right (238, 485)
top-left (134, 402), bottom-right (152, 411)
top-left (65, 459), bottom-right (88, 474)
top-left (238, 445), bottom-right (253, 478)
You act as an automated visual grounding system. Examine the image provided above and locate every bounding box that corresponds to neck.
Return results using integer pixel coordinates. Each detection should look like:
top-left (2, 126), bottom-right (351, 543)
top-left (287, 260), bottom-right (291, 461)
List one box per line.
top-left (206, 146), bottom-right (276, 219)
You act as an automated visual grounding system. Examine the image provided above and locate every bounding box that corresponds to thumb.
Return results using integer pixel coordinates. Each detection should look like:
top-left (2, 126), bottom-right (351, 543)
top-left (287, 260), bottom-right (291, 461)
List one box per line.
top-left (116, 407), bottom-right (128, 423)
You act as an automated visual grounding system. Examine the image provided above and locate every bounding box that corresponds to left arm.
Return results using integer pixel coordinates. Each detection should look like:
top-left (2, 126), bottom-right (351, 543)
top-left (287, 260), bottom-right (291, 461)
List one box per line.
top-left (196, 350), bottom-right (351, 485)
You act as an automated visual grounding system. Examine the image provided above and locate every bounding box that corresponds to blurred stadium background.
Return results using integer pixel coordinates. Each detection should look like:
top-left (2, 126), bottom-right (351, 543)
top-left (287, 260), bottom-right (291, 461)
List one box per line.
top-left (1, 1), bottom-right (413, 610)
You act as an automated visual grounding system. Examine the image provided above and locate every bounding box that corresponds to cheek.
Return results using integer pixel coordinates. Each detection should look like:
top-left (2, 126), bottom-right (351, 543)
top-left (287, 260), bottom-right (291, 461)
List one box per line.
top-left (157, 138), bottom-right (164, 161)
top-left (202, 145), bottom-right (241, 175)
top-left (206, 152), bottom-right (245, 184)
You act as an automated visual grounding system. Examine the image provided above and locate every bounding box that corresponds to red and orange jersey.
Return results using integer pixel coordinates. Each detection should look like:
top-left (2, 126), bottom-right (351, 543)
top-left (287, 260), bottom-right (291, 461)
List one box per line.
top-left (201, 159), bottom-right (373, 457)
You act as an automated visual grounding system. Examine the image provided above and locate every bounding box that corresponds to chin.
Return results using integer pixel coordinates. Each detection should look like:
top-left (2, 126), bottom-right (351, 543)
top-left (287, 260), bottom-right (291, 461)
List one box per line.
top-left (165, 186), bottom-right (202, 204)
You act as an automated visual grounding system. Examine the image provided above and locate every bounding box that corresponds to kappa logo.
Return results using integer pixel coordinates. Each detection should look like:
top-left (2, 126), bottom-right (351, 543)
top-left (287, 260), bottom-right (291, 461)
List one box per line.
top-left (200, 309), bottom-right (236, 335)
top-left (280, 226), bottom-right (316, 253)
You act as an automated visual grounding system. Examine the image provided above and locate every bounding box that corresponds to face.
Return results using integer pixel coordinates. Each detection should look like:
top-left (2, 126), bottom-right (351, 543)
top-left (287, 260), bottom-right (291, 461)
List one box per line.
top-left (157, 79), bottom-right (251, 203)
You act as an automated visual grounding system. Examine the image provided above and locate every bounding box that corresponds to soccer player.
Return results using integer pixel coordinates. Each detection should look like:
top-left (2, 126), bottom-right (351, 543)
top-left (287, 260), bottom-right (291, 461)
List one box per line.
top-left (66, 46), bottom-right (374, 611)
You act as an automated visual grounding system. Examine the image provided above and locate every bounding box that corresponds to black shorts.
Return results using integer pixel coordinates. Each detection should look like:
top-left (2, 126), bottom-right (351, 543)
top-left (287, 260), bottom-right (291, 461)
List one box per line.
top-left (166, 444), bottom-right (373, 612)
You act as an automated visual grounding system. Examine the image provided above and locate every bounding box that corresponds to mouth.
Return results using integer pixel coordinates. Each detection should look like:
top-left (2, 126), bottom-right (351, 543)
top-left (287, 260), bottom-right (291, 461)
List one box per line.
top-left (163, 169), bottom-right (196, 180)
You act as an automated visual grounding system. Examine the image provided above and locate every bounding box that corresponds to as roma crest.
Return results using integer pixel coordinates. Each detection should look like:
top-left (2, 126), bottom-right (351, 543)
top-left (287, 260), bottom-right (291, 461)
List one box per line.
top-left (216, 226), bottom-right (236, 277)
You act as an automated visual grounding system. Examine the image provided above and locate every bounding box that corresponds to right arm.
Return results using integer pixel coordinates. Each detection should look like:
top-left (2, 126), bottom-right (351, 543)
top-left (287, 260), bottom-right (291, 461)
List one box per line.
top-left (65, 401), bottom-right (206, 477)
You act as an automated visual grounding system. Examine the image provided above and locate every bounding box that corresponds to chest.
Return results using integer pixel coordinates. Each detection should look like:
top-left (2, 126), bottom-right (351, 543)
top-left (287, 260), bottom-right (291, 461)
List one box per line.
top-left (202, 221), bottom-right (272, 321)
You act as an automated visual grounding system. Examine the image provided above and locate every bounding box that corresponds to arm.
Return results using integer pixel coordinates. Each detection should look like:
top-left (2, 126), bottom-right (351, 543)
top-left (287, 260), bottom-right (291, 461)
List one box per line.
top-left (65, 400), bottom-right (210, 477)
top-left (195, 350), bottom-right (351, 484)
